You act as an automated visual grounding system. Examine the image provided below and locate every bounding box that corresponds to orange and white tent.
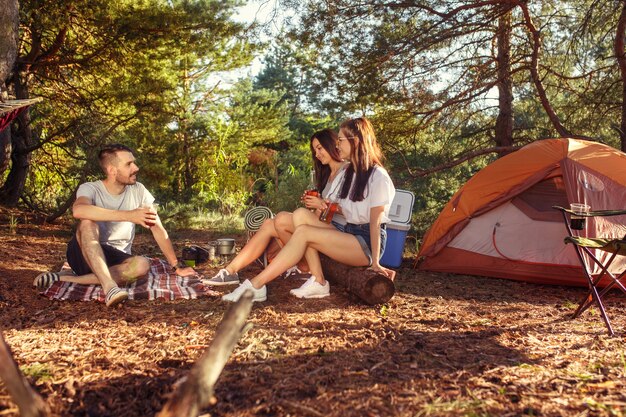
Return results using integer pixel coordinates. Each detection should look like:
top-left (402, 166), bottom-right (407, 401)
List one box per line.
top-left (417, 138), bottom-right (626, 286)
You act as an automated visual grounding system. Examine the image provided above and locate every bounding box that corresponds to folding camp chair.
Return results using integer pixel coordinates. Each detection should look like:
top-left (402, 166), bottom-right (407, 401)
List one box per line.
top-left (553, 206), bottom-right (626, 336)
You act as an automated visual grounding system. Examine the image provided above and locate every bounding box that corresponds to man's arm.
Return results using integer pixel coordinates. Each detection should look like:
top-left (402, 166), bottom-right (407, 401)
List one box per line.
top-left (72, 196), bottom-right (154, 226)
top-left (150, 218), bottom-right (196, 277)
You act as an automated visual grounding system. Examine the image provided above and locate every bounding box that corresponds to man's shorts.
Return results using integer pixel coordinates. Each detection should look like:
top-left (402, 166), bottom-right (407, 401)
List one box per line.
top-left (66, 236), bottom-right (133, 276)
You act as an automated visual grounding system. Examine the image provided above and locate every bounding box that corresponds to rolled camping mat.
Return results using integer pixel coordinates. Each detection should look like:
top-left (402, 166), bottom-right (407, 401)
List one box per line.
top-left (244, 206), bottom-right (274, 232)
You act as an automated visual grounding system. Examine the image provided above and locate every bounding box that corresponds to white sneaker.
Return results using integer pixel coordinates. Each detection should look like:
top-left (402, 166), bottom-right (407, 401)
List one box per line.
top-left (222, 279), bottom-right (267, 303)
top-left (290, 275), bottom-right (330, 299)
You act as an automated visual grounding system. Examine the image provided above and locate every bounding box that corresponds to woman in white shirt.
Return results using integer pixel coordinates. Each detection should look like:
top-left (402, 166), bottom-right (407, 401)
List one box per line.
top-left (206, 129), bottom-right (346, 286)
top-left (223, 117), bottom-right (395, 302)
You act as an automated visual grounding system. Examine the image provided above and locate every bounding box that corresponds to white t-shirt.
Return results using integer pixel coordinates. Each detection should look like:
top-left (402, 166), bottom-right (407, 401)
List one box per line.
top-left (76, 180), bottom-right (154, 254)
top-left (322, 163), bottom-right (348, 225)
top-left (337, 166), bottom-right (395, 224)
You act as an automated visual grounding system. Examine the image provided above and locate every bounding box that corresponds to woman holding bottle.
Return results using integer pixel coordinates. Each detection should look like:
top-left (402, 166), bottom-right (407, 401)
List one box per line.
top-left (222, 117), bottom-right (395, 302)
top-left (204, 129), bottom-right (347, 286)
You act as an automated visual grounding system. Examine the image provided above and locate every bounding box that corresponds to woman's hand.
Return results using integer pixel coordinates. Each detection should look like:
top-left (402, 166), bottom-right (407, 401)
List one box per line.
top-left (369, 261), bottom-right (395, 280)
top-left (303, 195), bottom-right (326, 211)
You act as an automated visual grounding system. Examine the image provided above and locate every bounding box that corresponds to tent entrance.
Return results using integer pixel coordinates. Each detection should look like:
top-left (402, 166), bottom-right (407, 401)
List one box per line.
top-left (512, 176), bottom-right (569, 223)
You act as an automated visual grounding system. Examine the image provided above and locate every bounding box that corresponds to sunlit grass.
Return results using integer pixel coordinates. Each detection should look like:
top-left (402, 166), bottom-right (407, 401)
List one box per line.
top-left (584, 398), bottom-right (625, 416)
top-left (20, 362), bottom-right (53, 383)
top-left (416, 397), bottom-right (490, 416)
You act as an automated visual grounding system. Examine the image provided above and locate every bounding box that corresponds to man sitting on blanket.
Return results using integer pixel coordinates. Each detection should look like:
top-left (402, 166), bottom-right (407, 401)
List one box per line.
top-left (34, 143), bottom-right (196, 307)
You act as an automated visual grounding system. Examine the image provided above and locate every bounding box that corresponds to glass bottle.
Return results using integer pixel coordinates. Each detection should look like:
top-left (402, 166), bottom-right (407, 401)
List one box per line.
top-left (305, 169), bottom-right (319, 198)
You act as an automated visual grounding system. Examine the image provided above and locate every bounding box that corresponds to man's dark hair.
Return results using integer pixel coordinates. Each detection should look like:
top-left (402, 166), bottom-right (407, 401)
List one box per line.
top-left (98, 143), bottom-right (134, 173)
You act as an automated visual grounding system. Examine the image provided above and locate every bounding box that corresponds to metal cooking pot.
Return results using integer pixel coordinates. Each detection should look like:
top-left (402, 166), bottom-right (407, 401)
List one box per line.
top-left (216, 238), bottom-right (235, 255)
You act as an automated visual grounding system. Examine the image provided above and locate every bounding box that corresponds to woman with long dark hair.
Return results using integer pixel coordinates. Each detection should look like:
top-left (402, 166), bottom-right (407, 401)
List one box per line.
top-left (222, 117), bottom-right (395, 302)
top-left (205, 129), bottom-right (347, 286)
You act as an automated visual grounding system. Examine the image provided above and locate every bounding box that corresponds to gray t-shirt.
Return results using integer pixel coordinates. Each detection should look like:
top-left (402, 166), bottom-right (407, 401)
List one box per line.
top-left (76, 181), bottom-right (154, 254)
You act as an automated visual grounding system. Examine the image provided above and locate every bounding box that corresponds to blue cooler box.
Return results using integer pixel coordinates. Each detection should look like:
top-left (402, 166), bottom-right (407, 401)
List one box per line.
top-left (380, 190), bottom-right (415, 268)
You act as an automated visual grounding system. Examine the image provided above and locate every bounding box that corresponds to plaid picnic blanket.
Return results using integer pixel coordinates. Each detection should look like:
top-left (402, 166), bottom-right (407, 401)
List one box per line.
top-left (41, 258), bottom-right (219, 303)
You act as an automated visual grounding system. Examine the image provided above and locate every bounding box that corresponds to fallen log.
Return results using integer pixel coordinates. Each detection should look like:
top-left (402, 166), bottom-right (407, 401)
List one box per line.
top-left (0, 332), bottom-right (50, 417)
top-left (320, 254), bottom-right (396, 305)
top-left (156, 290), bottom-right (254, 417)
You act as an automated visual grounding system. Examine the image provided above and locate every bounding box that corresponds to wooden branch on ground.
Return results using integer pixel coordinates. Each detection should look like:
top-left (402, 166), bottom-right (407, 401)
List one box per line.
top-left (320, 255), bottom-right (396, 305)
top-left (156, 290), bottom-right (254, 417)
top-left (0, 332), bottom-right (50, 417)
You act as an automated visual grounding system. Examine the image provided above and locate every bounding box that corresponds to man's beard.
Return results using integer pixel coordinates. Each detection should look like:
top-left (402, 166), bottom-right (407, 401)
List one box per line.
top-left (117, 173), bottom-right (137, 185)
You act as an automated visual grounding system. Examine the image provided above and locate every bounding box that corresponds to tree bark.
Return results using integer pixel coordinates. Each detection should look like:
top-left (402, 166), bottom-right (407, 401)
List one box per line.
top-left (0, 332), bottom-right (50, 417)
top-left (0, 0), bottom-right (18, 177)
top-left (157, 290), bottom-right (254, 417)
top-left (0, 70), bottom-right (35, 206)
top-left (0, 0), bottom-right (18, 89)
top-left (495, 4), bottom-right (514, 156)
top-left (320, 254), bottom-right (395, 305)
top-left (615, 0), bottom-right (626, 152)
top-left (0, 127), bottom-right (10, 172)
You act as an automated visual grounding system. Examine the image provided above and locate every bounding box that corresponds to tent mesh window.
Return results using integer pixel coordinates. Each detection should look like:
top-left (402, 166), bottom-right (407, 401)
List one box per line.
top-left (511, 176), bottom-right (569, 222)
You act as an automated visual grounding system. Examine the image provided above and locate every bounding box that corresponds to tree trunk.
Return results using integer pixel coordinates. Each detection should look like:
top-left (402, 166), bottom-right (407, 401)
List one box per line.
top-left (0, 332), bottom-right (50, 417)
top-left (495, 5), bottom-right (514, 156)
top-left (0, 0), bottom-right (18, 88)
top-left (0, 127), bottom-right (10, 172)
top-left (0, 70), bottom-right (35, 206)
top-left (615, 0), bottom-right (626, 151)
top-left (319, 255), bottom-right (395, 305)
top-left (0, 0), bottom-right (19, 177)
top-left (157, 290), bottom-right (253, 417)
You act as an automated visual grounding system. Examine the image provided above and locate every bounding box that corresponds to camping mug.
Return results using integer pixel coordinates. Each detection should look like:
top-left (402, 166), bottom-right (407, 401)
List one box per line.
top-left (570, 203), bottom-right (590, 230)
top-left (303, 189), bottom-right (320, 211)
top-left (208, 244), bottom-right (216, 260)
top-left (304, 189), bottom-right (320, 198)
top-left (142, 203), bottom-right (158, 227)
top-left (319, 202), bottom-right (339, 223)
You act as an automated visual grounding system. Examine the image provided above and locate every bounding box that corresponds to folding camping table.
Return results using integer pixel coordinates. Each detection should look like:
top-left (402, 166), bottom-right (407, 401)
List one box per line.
top-left (553, 206), bottom-right (626, 336)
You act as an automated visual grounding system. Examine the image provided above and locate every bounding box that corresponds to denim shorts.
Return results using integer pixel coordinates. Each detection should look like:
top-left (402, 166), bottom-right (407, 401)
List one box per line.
top-left (331, 220), bottom-right (346, 232)
top-left (332, 222), bottom-right (387, 266)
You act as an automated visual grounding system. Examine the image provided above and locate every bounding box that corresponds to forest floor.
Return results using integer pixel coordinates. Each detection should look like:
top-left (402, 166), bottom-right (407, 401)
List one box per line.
top-left (1, 209), bottom-right (626, 417)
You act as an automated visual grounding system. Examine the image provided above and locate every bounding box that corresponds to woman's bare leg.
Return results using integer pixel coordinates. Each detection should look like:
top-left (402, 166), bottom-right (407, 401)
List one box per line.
top-left (249, 223), bottom-right (369, 289)
top-left (224, 218), bottom-right (279, 274)
top-left (275, 210), bottom-right (311, 273)
top-left (274, 211), bottom-right (294, 244)
top-left (291, 208), bottom-right (334, 283)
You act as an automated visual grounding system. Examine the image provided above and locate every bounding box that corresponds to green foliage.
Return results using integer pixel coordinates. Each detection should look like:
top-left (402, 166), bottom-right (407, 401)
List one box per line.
top-left (15, 0), bottom-right (261, 212)
top-left (13, 0), bottom-right (626, 249)
top-left (20, 363), bottom-right (53, 383)
top-left (259, 113), bottom-right (337, 213)
top-left (263, 169), bottom-right (309, 213)
top-left (156, 200), bottom-right (244, 232)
